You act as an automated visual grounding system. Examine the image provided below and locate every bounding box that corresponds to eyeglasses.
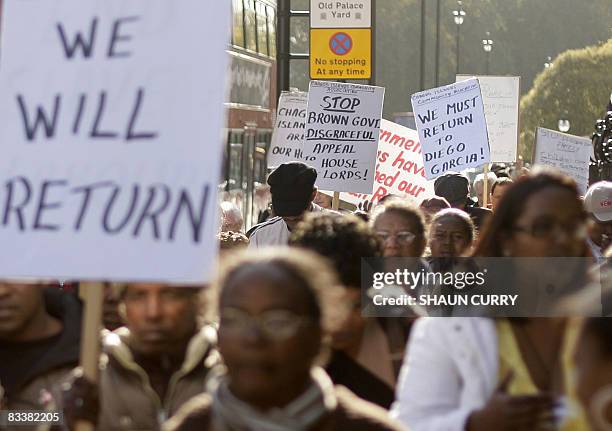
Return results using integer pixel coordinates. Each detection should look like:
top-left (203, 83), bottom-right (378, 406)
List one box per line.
top-left (513, 217), bottom-right (587, 239)
top-left (375, 231), bottom-right (417, 244)
top-left (219, 307), bottom-right (313, 340)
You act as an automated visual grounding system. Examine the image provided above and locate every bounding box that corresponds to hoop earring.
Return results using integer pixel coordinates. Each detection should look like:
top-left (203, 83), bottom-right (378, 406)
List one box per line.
top-left (591, 385), bottom-right (612, 431)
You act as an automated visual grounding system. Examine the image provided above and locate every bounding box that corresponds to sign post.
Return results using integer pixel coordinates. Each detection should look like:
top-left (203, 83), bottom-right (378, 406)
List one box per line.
top-left (75, 284), bottom-right (104, 431)
top-left (310, 0), bottom-right (372, 80)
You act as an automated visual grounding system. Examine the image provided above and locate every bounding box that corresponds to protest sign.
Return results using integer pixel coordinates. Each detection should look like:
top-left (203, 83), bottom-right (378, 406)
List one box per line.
top-left (268, 91), bottom-right (308, 167)
top-left (304, 80), bottom-right (384, 194)
top-left (411, 79), bottom-right (491, 180)
top-left (457, 75), bottom-right (520, 162)
top-left (343, 119), bottom-right (434, 206)
top-left (0, 0), bottom-right (229, 282)
top-left (534, 127), bottom-right (592, 194)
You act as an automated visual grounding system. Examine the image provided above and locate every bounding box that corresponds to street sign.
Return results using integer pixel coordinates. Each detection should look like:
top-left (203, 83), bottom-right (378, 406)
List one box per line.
top-left (310, 0), bottom-right (372, 28)
top-left (329, 32), bottom-right (353, 55)
top-left (310, 28), bottom-right (371, 79)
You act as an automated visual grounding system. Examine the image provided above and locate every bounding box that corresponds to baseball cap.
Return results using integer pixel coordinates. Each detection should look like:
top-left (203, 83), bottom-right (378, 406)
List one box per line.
top-left (267, 162), bottom-right (317, 217)
top-left (584, 181), bottom-right (612, 222)
top-left (434, 173), bottom-right (469, 206)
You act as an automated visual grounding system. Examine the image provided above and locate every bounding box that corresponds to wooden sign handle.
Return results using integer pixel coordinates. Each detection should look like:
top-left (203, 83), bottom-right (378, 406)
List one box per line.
top-left (332, 192), bottom-right (340, 211)
top-left (482, 164), bottom-right (490, 208)
top-left (75, 283), bottom-right (104, 431)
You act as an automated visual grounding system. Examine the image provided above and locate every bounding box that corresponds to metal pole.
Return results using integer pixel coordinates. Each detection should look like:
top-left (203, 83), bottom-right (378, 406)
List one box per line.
top-left (486, 52), bottom-right (490, 75)
top-left (277, 0), bottom-right (290, 101)
top-left (370, 0), bottom-right (376, 86)
top-left (419, 0), bottom-right (426, 90)
top-left (455, 23), bottom-right (460, 76)
top-left (435, 0), bottom-right (441, 86)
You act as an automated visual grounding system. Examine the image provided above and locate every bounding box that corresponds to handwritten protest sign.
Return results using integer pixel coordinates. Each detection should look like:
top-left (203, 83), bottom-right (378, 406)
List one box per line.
top-left (457, 75), bottom-right (519, 162)
top-left (534, 127), bottom-right (592, 194)
top-left (0, 0), bottom-right (229, 282)
top-left (343, 120), bottom-right (434, 206)
top-left (268, 91), bottom-right (308, 167)
top-left (411, 79), bottom-right (490, 180)
top-left (304, 80), bottom-right (384, 194)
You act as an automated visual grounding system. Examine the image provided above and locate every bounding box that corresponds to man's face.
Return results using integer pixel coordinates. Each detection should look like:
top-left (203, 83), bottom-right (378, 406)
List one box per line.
top-left (0, 284), bottom-right (44, 340)
top-left (122, 285), bottom-right (200, 356)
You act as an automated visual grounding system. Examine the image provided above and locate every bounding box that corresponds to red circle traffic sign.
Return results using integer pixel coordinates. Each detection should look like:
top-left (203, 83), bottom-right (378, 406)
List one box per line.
top-left (329, 32), bottom-right (353, 56)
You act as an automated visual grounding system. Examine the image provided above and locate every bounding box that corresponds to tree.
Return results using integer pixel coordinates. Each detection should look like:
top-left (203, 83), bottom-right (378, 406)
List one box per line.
top-left (519, 40), bottom-right (612, 161)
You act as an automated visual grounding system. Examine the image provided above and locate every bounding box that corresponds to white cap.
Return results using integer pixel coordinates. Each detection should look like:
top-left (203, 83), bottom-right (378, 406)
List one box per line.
top-left (584, 181), bottom-right (612, 222)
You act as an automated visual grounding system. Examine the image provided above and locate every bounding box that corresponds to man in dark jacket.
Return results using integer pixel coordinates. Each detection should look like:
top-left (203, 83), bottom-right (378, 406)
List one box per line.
top-left (61, 284), bottom-right (218, 431)
top-left (434, 172), bottom-right (492, 230)
top-left (0, 285), bottom-right (81, 414)
top-left (247, 162), bottom-right (324, 248)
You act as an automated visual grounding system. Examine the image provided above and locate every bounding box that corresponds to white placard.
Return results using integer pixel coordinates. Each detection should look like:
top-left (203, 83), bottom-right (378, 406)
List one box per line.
top-left (310, 0), bottom-right (371, 28)
top-left (343, 119), bottom-right (434, 206)
top-left (304, 80), bottom-right (384, 194)
top-left (534, 127), bottom-right (592, 194)
top-left (411, 79), bottom-right (491, 180)
top-left (268, 91), bottom-right (308, 167)
top-left (457, 75), bottom-right (519, 162)
top-left (0, 0), bottom-right (230, 282)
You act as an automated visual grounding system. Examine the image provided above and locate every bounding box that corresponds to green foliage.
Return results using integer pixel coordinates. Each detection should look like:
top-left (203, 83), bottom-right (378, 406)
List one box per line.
top-left (373, 0), bottom-right (610, 118)
top-left (519, 40), bottom-right (612, 161)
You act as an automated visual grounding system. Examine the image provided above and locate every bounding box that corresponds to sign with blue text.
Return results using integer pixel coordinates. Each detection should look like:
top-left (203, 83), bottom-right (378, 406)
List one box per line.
top-left (411, 79), bottom-right (491, 179)
top-left (0, 0), bottom-right (230, 282)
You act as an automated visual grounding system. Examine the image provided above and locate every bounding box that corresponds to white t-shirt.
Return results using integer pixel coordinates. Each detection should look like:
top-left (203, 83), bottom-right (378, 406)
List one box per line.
top-left (248, 203), bottom-right (325, 249)
top-left (248, 217), bottom-right (291, 248)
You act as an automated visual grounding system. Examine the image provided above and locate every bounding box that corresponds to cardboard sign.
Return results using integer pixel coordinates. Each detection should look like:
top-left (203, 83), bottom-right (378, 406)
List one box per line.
top-left (268, 91), bottom-right (308, 167)
top-left (411, 79), bottom-right (491, 180)
top-left (304, 80), bottom-right (384, 194)
top-left (0, 0), bottom-right (229, 282)
top-left (457, 75), bottom-right (520, 163)
top-left (343, 120), bottom-right (434, 206)
top-left (534, 127), bottom-right (592, 194)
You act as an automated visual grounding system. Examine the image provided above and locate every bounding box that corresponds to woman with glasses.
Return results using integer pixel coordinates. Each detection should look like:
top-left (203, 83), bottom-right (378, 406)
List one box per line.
top-left (392, 169), bottom-right (590, 431)
top-left (371, 201), bottom-right (427, 259)
top-left (165, 248), bottom-right (406, 431)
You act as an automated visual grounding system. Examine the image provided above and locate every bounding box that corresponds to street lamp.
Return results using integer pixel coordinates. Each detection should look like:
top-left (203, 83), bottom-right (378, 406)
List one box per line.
top-left (544, 56), bottom-right (553, 69)
top-left (558, 110), bottom-right (571, 133)
top-left (482, 32), bottom-right (493, 75)
top-left (452, 1), bottom-right (466, 75)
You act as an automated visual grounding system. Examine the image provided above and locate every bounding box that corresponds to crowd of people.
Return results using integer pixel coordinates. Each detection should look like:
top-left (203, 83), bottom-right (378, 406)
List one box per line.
top-left (1, 159), bottom-right (611, 431)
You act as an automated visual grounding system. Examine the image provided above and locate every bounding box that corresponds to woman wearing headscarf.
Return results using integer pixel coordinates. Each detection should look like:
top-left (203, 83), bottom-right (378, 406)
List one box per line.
top-left (165, 249), bottom-right (406, 431)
